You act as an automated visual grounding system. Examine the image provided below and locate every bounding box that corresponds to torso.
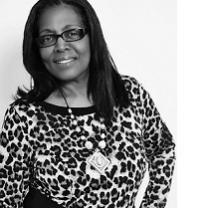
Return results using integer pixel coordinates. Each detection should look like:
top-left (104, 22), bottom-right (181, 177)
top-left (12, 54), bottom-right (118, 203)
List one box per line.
top-left (25, 99), bottom-right (147, 208)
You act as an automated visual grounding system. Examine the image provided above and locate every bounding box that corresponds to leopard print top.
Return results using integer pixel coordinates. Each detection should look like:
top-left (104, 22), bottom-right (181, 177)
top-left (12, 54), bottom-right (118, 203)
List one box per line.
top-left (0, 76), bottom-right (175, 208)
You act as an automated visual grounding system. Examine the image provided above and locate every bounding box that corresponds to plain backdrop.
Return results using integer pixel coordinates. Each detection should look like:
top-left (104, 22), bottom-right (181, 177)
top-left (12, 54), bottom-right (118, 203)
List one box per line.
top-left (178, 0), bottom-right (208, 207)
top-left (0, 1), bottom-right (176, 207)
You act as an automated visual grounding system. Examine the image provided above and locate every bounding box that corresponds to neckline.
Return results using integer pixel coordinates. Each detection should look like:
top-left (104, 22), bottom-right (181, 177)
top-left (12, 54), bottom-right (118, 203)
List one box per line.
top-left (39, 101), bottom-right (96, 116)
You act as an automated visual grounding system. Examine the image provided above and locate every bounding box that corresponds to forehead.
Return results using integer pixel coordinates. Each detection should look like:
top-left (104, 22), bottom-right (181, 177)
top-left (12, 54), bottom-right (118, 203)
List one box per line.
top-left (38, 4), bottom-right (83, 31)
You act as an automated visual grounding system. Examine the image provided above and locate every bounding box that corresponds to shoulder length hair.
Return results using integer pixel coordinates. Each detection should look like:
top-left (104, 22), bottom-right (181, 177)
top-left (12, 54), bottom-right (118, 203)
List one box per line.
top-left (18, 0), bottom-right (130, 121)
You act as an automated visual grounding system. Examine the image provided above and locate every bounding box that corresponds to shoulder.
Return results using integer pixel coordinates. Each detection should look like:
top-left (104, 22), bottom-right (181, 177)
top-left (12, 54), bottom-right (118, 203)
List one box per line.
top-left (121, 74), bottom-right (148, 100)
top-left (121, 74), bottom-right (139, 85)
top-left (6, 98), bottom-right (38, 118)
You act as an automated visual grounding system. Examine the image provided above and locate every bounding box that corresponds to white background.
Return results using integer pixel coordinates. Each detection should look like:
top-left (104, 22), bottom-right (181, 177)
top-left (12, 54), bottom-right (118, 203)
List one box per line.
top-left (0, 1), bottom-right (177, 207)
top-left (178, 0), bottom-right (208, 208)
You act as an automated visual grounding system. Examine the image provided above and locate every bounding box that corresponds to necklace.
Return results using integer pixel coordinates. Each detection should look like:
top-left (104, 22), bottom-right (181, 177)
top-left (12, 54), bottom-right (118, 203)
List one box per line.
top-left (59, 89), bottom-right (111, 175)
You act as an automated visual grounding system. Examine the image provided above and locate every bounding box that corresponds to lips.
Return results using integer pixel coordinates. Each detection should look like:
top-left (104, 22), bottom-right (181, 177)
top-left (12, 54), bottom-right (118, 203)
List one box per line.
top-left (53, 57), bottom-right (76, 64)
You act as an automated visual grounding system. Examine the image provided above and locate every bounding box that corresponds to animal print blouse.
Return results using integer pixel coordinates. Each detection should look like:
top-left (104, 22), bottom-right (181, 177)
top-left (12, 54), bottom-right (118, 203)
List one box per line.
top-left (0, 76), bottom-right (175, 208)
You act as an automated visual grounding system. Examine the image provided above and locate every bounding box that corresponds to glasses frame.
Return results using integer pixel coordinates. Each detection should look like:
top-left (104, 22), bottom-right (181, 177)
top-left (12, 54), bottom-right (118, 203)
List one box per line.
top-left (36, 28), bottom-right (88, 48)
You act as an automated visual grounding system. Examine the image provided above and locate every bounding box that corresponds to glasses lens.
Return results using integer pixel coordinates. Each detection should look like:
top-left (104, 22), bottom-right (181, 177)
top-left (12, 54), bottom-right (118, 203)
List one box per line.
top-left (63, 28), bottom-right (86, 42)
top-left (37, 35), bottom-right (56, 47)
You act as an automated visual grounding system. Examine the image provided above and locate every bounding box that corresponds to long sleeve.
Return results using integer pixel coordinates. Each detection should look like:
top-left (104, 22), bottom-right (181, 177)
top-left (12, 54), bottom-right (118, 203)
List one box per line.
top-left (138, 84), bottom-right (176, 208)
top-left (0, 104), bottom-right (32, 208)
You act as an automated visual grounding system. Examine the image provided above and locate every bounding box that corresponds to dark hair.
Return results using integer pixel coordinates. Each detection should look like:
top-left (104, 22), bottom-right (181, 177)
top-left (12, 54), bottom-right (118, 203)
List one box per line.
top-left (17, 0), bottom-right (130, 121)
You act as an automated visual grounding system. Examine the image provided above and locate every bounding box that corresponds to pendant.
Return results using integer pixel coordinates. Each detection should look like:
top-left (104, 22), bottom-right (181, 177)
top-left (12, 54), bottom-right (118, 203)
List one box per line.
top-left (87, 150), bottom-right (111, 174)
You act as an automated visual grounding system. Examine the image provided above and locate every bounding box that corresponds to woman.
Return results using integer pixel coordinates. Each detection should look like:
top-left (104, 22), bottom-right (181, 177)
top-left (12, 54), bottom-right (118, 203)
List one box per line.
top-left (0, 0), bottom-right (175, 208)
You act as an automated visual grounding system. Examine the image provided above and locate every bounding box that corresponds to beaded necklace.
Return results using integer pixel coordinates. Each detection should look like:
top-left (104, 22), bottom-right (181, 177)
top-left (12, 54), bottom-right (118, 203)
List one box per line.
top-left (59, 89), bottom-right (111, 175)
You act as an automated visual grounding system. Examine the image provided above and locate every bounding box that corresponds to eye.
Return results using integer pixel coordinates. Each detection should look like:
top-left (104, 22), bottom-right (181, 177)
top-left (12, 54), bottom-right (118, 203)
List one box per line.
top-left (63, 29), bottom-right (83, 40)
top-left (39, 34), bottom-right (55, 44)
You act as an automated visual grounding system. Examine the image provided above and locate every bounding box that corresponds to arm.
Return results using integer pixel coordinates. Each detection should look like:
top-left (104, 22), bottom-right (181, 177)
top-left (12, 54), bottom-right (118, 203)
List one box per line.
top-left (0, 104), bottom-right (31, 208)
top-left (138, 85), bottom-right (176, 208)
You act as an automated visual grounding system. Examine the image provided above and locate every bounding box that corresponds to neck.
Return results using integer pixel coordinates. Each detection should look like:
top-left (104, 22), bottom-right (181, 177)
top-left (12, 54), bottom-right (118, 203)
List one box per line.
top-left (45, 75), bottom-right (93, 107)
top-left (59, 71), bottom-right (89, 97)
top-left (60, 80), bottom-right (88, 98)
top-left (58, 78), bottom-right (93, 107)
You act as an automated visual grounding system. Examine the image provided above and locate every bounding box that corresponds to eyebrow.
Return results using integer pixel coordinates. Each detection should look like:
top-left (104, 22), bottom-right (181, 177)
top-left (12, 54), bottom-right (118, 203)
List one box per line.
top-left (39, 24), bottom-right (83, 35)
top-left (39, 29), bottom-right (56, 35)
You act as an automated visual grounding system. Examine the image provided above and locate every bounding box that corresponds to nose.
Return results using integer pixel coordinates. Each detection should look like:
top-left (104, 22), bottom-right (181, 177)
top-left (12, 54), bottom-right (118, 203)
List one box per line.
top-left (54, 37), bottom-right (70, 52)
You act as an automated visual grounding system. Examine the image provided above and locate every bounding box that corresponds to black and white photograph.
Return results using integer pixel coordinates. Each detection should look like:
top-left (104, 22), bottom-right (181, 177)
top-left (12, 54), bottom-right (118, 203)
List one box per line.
top-left (0, 0), bottom-right (176, 207)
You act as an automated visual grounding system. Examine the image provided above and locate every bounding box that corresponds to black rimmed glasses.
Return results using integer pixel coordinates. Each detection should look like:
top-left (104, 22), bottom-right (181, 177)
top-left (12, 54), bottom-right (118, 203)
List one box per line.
top-left (36, 28), bottom-right (88, 48)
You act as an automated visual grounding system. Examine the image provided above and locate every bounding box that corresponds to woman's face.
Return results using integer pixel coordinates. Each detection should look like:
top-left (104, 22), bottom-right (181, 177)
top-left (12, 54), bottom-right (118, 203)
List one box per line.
top-left (38, 4), bottom-right (91, 84)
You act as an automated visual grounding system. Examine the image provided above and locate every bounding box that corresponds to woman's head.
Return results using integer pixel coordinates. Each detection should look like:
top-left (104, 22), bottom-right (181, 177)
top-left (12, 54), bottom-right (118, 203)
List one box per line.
top-left (37, 4), bottom-right (91, 84)
top-left (23, 0), bottom-right (109, 93)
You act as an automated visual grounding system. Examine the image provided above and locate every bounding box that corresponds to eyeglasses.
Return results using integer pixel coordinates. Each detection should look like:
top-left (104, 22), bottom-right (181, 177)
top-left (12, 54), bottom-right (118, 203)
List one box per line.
top-left (36, 28), bottom-right (88, 48)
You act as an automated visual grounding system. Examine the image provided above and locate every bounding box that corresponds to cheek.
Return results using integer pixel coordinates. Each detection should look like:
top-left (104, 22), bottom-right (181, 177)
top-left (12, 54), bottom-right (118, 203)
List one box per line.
top-left (39, 48), bottom-right (52, 63)
top-left (80, 39), bottom-right (91, 62)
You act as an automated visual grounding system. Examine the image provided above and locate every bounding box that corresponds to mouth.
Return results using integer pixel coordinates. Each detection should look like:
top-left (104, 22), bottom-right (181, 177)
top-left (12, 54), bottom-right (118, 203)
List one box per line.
top-left (54, 58), bottom-right (76, 65)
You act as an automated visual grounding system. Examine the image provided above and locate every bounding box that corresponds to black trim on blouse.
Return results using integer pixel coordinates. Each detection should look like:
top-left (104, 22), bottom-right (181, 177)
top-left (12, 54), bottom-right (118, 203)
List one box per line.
top-left (38, 101), bottom-right (96, 116)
